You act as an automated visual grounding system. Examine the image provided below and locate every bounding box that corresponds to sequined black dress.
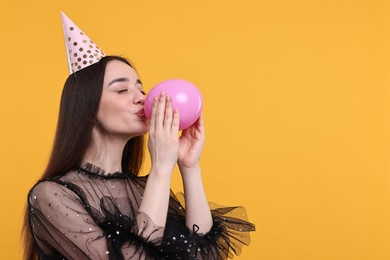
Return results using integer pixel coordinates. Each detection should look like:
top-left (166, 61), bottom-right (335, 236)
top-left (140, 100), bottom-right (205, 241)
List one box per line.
top-left (28, 163), bottom-right (255, 259)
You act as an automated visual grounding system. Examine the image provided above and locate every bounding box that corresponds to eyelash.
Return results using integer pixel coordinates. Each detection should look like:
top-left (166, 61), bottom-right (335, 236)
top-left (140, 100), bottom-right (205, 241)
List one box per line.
top-left (118, 89), bottom-right (146, 95)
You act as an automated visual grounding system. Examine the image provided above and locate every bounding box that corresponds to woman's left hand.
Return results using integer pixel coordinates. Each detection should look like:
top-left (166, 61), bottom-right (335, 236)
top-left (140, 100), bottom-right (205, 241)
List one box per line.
top-left (178, 112), bottom-right (205, 170)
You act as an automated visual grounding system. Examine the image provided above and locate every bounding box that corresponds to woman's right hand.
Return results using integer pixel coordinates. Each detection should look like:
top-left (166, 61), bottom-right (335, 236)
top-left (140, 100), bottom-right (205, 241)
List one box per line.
top-left (148, 92), bottom-right (180, 175)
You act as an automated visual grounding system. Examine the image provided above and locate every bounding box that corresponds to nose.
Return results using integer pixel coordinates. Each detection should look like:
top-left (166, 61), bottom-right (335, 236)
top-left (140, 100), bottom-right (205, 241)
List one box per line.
top-left (135, 90), bottom-right (146, 105)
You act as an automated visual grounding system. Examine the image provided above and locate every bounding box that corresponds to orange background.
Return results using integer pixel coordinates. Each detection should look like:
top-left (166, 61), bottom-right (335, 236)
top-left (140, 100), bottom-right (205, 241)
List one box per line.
top-left (0, 1), bottom-right (389, 259)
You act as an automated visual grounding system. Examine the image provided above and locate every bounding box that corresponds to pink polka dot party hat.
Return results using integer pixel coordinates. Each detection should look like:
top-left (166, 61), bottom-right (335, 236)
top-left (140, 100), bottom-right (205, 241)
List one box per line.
top-left (61, 12), bottom-right (106, 74)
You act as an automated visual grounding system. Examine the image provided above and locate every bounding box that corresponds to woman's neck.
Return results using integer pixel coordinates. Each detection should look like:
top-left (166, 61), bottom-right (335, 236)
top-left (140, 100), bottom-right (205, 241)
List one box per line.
top-left (82, 129), bottom-right (128, 174)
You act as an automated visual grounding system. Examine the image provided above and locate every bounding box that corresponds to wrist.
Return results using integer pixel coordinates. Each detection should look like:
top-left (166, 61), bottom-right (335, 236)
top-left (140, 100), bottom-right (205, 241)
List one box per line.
top-left (179, 164), bottom-right (201, 178)
top-left (178, 163), bottom-right (200, 172)
top-left (150, 165), bottom-right (174, 178)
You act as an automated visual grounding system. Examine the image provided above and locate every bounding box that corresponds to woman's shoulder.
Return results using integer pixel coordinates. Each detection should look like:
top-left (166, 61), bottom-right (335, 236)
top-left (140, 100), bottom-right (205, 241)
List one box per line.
top-left (27, 173), bottom-right (79, 206)
top-left (29, 179), bottom-right (62, 194)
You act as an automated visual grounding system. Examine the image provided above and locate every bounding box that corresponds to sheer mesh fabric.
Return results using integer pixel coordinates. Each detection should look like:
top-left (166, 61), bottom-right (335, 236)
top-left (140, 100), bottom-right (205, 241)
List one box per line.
top-left (28, 163), bottom-right (255, 259)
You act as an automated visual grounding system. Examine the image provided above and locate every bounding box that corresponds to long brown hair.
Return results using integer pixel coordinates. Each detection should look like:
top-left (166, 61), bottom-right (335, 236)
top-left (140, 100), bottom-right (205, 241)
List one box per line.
top-left (22, 56), bottom-right (145, 260)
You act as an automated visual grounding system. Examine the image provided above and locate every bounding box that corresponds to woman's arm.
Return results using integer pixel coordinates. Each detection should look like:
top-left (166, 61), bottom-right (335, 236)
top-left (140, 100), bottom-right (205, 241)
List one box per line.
top-left (139, 92), bottom-right (180, 229)
top-left (178, 113), bottom-right (213, 234)
top-left (28, 181), bottom-right (162, 259)
top-left (173, 116), bottom-right (255, 259)
top-left (179, 165), bottom-right (213, 234)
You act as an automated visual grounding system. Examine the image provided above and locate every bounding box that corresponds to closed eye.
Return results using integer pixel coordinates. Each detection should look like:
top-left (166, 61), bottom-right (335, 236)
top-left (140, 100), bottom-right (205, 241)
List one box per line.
top-left (117, 89), bottom-right (146, 95)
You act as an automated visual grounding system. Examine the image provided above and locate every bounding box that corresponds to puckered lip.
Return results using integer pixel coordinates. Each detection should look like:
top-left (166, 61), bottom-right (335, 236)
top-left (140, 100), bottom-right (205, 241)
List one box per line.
top-left (135, 108), bottom-right (147, 120)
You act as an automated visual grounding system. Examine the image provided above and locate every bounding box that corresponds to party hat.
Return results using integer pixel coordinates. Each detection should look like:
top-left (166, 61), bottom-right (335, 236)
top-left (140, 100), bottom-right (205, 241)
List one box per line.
top-left (61, 12), bottom-right (105, 74)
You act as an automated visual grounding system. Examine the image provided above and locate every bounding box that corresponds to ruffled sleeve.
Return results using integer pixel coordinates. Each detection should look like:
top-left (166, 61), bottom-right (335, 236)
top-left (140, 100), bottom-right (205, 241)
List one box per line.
top-left (28, 180), bottom-right (163, 260)
top-left (160, 192), bottom-right (256, 259)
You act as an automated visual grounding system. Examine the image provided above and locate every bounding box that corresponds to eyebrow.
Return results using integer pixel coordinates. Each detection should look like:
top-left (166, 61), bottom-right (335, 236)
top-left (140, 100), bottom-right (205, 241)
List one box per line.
top-left (108, 77), bottom-right (143, 87)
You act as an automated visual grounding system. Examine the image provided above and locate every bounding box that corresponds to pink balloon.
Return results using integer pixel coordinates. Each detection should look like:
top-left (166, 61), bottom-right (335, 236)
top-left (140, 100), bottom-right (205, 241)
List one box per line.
top-left (144, 79), bottom-right (203, 130)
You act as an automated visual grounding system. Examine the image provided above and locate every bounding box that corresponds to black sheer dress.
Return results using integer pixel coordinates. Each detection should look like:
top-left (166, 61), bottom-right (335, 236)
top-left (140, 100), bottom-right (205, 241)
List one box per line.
top-left (28, 163), bottom-right (255, 259)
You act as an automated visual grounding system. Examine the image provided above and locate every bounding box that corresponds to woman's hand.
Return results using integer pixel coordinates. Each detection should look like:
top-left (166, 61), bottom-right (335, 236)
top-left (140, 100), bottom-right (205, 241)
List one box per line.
top-left (142, 92), bottom-right (180, 227)
top-left (178, 112), bottom-right (205, 171)
top-left (148, 92), bottom-right (180, 174)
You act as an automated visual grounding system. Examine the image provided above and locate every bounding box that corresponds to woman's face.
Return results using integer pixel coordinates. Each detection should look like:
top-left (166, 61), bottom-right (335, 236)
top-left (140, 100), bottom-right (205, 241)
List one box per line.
top-left (96, 60), bottom-right (149, 139)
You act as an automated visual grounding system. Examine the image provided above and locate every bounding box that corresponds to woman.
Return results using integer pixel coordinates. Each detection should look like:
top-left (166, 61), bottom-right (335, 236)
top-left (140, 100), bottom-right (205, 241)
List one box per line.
top-left (23, 13), bottom-right (255, 260)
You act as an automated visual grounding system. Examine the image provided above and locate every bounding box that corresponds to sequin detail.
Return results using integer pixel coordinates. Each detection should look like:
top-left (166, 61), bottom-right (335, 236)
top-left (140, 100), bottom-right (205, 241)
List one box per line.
top-left (27, 162), bottom-right (255, 259)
